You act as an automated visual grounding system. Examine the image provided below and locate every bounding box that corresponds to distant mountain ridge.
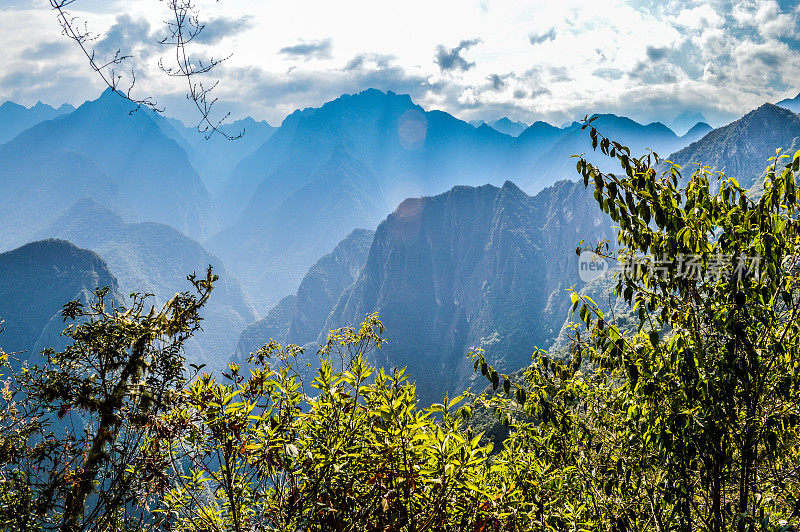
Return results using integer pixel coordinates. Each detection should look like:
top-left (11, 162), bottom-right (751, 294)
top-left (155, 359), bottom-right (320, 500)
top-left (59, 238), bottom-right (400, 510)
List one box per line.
top-left (5, 89), bottom-right (217, 241)
top-left (521, 114), bottom-right (709, 191)
top-left (38, 198), bottom-right (256, 370)
top-left (777, 92), bottom-right (800, 114)
top-left (209, 144), bottom-right (388, 312)
top-left (0, 145), bottom-right (132, 251)
top-left (0, 100), bottom-right (74, 144)
top-left (211, 89), bottom-right (695, 312)
top-left (672, 110), bottom-right (708, 136)
top-left (164, 116), bottom-right (277, 196)
top-left (470, 117), bottom-right (529, 137)
top-left (667, 103), bottom-right (800, 190)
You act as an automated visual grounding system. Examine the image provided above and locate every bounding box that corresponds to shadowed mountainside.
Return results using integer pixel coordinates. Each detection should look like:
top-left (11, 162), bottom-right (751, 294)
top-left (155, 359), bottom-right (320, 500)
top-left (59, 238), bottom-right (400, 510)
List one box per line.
top-left (4, 89), bottom-right (216, 241)
top-left (667, 103), bottom-right (800, 190)
top-left (235, 228), bottom-right (374, 360)
top-left (0, 239), bottom-right (122, 363)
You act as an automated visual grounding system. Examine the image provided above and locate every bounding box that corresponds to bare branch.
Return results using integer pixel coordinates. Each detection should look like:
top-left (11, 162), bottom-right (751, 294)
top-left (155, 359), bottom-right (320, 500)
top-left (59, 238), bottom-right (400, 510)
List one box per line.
top-left (159, 0), bottom-right (243, 140)
top-left (49, 0), bottom-right (161, 114)
top-left (49, 0), bottom-right (242, 139)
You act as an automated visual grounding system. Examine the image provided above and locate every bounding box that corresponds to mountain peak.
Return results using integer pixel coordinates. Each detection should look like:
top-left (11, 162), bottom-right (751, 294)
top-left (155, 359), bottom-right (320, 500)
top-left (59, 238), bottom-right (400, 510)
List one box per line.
top-left (745, 102), bottom-right (793, 120)
top-left (501, 180), bottom-right (524, 193)
top-left (668, 101), bottom-right (800, 189)
top-left (0, 101), bottom-right (24, 111)
top-left (684, 121), bottom-right (712, 140)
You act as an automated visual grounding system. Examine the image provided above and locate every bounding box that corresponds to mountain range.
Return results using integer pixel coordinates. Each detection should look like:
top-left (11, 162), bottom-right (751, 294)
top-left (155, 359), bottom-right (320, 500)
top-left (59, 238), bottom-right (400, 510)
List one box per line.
top-left (4, 85), bottom-right (796, 387)
top-left (37, 198), bottom-right (255, 370)
top-left (672, 110), bottom-right (709, 136)
top-left (1, 89), bottom-right (217, 242)
top-left (238, 180), bottom-right (615, 405)
top-left (469, 117), bottom-right (529, 137)
top-left (165, 116), bottom-right (277, 196)
top-left (519, 115), bottom-right (711, 191)
top-left (0, 100), bottom-right (74, 145)
top-left (208, 89), bottom-right (707, 312)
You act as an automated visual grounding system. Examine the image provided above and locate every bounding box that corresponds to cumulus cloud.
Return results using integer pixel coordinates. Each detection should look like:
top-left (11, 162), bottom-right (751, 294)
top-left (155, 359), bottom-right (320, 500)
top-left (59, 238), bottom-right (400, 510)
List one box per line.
top-left (18, 41), bottom-right (64, 61)
top-left (528, 27), bottom-right (557, 45)
top-left (193, 15), bottom-right (255, 44)
top-left (752, 0), bottom-right (796, 39)
top-left (434, 38), bottom-right (481, 72)
top-left (3, 0), bottom-right (800, 131)
top-left (279, 38), bottom-right (333, 61)
top-left (548, 66), bottom-right (572, 83)
top-left (211, 59), bottom-right (444, 122)
top-left (486, 73), bottom-right (509, 91)
top-left (94, 14), bottom-right (159, 57)
top-left (646, 45), bottom-right (670, 62)
top-left (675, 5), bottom-right (724, 30)
top-left (343, 53), bottom-right (394, 72)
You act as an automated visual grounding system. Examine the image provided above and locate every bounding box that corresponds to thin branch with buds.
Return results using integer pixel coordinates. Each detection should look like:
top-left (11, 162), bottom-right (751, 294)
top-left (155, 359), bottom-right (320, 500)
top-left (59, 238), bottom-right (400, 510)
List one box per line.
top-left (49, 0), bottom-right (241, 139)
top-left (49, 0), bottom-right (161, 114)
top-left (158, 0), bottom-right (243, 140)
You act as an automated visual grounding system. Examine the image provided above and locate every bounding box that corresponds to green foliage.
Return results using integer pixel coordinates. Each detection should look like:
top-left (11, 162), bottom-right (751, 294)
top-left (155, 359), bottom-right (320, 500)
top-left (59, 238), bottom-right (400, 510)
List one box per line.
top-left (476, 125), bottom-right (800, 530)
top-left (141, 314), bottom-right (509, 531)
top-left (0, 268), bottom-right (217, 531)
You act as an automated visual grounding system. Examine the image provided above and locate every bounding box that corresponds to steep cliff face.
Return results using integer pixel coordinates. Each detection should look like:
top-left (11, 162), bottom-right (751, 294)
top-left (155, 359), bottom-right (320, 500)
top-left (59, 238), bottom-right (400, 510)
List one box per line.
top-left (0, 239), bottom-right (122, 362)
top-left (235, 229), bottom-right (374, 359)
top-left (668, 104), bottom-right (800, 189)
top-left (323, 180), bottom-right (613, 404)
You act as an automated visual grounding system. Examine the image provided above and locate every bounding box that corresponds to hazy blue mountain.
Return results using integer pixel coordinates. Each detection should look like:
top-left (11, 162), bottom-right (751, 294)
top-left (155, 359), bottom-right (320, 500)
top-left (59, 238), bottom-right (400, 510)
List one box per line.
top-left (524, 114), bottom-right (688, 191)
top-left (6, 88), bottom-right (216, 241)
top-left (470, 117), bottom-right (529, 137)
top-left (0, 100), bottom-right (74, 144)
top-left (319, 180), bottom-right (614, 405)
top-left (503, 121), bottom-right (569, 179)
top-left (209, 146), bottom-right (387, 312)
top-left (218, 89), bottom-right (517, 227)
top-left (0, 146), bottom-right (132, 251)
top-left (38, 199), bottom-right (256, 370)
top-left (216, 106), bottom-right (318, 224)
top-left (776, 92), bottom-right (800, 114)
top-left (682, 122), bottom-right (713, 144)
top-left (668, 103), bottom-right (800, 190)
top-left (213, 90), bottom-right (694, 312)
top-left (0, 239), bottom-right (122, 363)
top-left (672, 110), bottom-right (708, 136)
top-left (163, 116), bottom-right (277, 196)
top-left (235, 228), bottom-right (374, 359)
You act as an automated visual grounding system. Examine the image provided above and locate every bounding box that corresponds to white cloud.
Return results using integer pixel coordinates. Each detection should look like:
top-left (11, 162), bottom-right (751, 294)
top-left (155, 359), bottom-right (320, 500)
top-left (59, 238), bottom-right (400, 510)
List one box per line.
top-left (675, 5), bottom-right (724, 30)
top-left (0, 0), bottom-right (798, 127)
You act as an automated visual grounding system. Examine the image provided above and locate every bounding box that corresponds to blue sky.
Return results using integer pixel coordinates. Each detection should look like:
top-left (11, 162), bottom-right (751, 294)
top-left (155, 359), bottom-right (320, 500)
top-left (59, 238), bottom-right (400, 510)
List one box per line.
top-left (1, 0), bottom-right (798, 130)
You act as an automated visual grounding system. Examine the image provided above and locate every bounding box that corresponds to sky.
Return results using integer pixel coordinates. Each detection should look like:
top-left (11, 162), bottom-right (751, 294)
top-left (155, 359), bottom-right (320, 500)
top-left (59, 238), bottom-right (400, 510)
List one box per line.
top-left (1, 0), bottom-right (799, 131)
